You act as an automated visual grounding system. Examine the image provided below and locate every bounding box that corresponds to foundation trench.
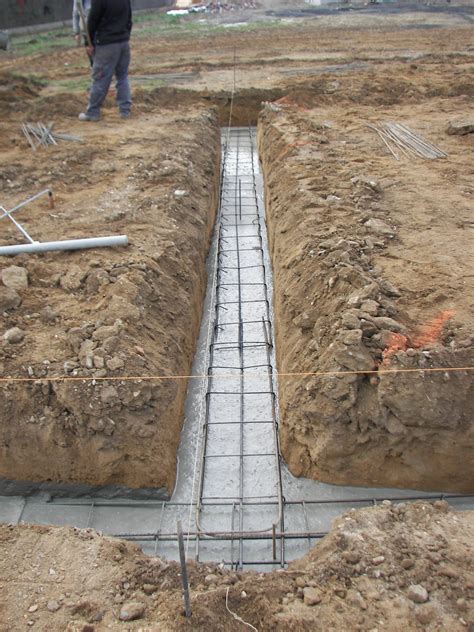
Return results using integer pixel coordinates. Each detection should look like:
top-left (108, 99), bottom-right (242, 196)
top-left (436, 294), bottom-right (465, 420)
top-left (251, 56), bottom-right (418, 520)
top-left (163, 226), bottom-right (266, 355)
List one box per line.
top-left (0, 125), bottom-right (473, 570)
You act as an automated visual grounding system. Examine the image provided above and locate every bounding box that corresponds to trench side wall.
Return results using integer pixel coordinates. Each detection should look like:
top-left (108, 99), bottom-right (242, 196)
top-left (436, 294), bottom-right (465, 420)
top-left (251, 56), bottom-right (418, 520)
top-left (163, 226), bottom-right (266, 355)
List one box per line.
top-left (0, 115), bottom-right (221, 495)
top-left (257, 110), bottom-right (474, 493)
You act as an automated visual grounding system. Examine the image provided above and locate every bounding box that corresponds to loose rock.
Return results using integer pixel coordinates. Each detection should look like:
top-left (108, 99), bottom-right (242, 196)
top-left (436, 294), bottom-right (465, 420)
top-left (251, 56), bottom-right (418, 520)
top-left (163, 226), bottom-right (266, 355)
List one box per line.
top-left (0, 286), bottom-right (21, 311)
top-left (1, 265), bottom-right (28, 289)
top-left (205, 574), bottom-right (219, 584)
top-left (119, 601), bottom-right (145, 622)
top-left (407, 584), bottom-right (429, 604)
top-left (3, 327), bottom-right (25, 344)
top-left (106, 356), bottom-right (125, 371)
top-left (364, 218), bottom-right (394, 237)
top-left (342, 551), bottom-right (361, 564)
top-left (303, 587), bottom-right (322, 606)
top-left (446, 119), bottom-right (474, 136)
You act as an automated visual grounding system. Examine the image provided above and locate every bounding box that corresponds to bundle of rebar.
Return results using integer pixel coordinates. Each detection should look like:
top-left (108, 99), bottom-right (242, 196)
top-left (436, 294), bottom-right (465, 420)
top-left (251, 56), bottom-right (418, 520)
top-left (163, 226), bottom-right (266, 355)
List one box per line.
top-left (21, 122), bottom-right (82, 151)
top-left (368, 122), bottom-right (447, 161)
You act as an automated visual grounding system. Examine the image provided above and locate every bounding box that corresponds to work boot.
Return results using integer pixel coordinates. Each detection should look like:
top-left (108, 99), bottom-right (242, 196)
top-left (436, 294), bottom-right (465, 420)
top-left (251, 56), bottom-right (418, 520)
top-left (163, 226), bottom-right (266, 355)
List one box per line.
top-left (78, 112), bottom-right (100, 122)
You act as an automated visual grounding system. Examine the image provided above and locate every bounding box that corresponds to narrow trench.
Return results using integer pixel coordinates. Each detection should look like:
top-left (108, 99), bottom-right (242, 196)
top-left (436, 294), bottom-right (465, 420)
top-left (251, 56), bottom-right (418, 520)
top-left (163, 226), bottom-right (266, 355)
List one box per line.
top-left (173, 127), bottom-right (285, 568)
top-left (167, 125), bottom-right (453, 570)
top-left (0, 121), bottom-right (468, 570)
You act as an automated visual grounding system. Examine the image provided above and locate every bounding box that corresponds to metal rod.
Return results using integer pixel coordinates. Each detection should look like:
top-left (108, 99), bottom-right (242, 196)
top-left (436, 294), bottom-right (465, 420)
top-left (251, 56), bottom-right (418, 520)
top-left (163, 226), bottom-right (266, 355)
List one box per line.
top-left (153, 502), bottom-right (166, 556)
top-left (112, 529), bottom-right (327, 541)
top-left (0, 206), bottom-right (36, 244)
top-left (37, 122), bottom-right (53, 147)
top-left (177, 520), bottom-right (192, 617)
top-left (236, 130), bottom-right (245, 572)
top-left (22, 124), bottom-right (36, 151)
top-left (367, 124), bottom-right (399, 160)
top-left (47, 493), bottom-right (472, 509)
top-left (2, 189), bottom-right (51, 216)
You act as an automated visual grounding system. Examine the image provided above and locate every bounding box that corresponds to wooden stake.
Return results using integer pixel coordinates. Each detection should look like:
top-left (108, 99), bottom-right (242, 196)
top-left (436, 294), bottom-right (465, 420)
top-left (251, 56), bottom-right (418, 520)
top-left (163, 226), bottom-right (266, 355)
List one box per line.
top-left (77, 1), bottom-right (93, 48)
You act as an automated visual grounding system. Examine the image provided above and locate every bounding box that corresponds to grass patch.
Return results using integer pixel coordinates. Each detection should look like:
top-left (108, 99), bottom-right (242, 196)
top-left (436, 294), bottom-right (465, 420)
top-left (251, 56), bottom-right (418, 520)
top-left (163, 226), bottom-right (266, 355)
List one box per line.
top-left (52, 77), bottom-right (90, 93)
top-left (9, 11), bottom-right (289, 57)
top-left (133, 10), bottom-right (286, 39)
top-left (131, 77), bottom-right (167, 90)
top-left (133, 12), bottom-right (211, 38)
top-left (216, 19), bottom-right (286, 33)
top-left (12, 28), bottom-right (72, 56)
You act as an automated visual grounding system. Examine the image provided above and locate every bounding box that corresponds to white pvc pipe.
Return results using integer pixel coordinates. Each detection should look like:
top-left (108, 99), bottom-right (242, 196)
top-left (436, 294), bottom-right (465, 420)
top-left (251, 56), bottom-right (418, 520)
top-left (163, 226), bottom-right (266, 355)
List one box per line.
top-left (0, 235), bottom-right (128, 256)
top-left (0, 206), bottom-right (35, 243)
top-left (7, 189), bottom-right (51, 215)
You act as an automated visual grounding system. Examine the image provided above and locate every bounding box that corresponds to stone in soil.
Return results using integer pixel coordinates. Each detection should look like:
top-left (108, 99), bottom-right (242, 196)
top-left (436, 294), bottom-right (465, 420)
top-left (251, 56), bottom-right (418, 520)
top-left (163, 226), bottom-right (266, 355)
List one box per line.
top-left (303, 587), bottom-right (322, 606)
top-left (407, 584), bottom-right (429, 603)
top-left (1, 265), bottom-right (28, 290)
top-left (0, 286), bottom-right (21, 310)
top-left (119, 601), bottom-right (146, 621)
top-left (3, 326), bottom-right (25, 344)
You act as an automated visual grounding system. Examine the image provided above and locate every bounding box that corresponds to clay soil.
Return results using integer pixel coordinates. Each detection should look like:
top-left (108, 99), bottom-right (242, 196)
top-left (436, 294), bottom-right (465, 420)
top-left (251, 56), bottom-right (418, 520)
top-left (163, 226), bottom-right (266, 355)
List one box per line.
top-left (0, 1), bottom-right (473, 493)
top-left (0, 500), bottom-right (472, 630)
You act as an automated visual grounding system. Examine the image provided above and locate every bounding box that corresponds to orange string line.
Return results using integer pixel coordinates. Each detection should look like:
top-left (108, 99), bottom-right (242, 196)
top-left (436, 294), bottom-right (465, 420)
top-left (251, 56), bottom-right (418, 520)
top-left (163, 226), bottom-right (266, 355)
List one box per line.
top-left (0, 366), bottom-right (472, 384)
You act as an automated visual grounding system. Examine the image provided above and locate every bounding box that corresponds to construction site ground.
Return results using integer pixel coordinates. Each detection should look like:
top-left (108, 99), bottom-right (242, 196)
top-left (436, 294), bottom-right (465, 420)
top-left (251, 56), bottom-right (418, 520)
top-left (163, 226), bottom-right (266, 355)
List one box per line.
top-left (0, 500), bottom-right (473, 631)
top-left (0, 0), bottom-right (473, 629)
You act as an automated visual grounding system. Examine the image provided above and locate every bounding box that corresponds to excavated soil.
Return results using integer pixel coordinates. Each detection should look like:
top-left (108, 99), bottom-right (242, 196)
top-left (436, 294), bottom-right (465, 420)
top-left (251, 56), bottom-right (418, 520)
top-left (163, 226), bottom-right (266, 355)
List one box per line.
top-left (0, 93), bottom-right (220, 493)
top-left (0, 0), bottom-right (473, 496)
top-left (258, 95), bottom-right (473, 492)
top-left (0, 500), bottom-right (472, 630)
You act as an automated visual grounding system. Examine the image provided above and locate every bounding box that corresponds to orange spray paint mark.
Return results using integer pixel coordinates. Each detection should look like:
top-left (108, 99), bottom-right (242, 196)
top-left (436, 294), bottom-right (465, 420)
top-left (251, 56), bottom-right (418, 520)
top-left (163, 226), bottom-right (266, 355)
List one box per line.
top-left (381, 332), bottom-right (409, 365)
top-left (381, 310), bottom-right (455, 366)
top-left (412, 309), bottom-right (455, 348)
top-left (272, 96), bottom-right (310, 112)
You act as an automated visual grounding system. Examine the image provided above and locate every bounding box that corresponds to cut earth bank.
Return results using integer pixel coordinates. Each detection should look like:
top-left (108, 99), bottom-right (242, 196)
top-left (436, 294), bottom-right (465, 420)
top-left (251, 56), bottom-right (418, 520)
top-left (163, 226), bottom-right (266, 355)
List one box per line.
top-left (0, 501), bottom-right (472, 630)
top-left (0, 91), bottom-right (220, 493)
top-left (258, 95), bottom-right (474, 493)
top-left (0, 2), bottom-right (473, 496)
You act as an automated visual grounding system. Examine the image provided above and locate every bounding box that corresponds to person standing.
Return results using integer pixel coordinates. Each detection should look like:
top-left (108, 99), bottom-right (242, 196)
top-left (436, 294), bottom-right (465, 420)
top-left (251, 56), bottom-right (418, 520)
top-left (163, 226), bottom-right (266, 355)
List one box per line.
top-left (72, 0), bottom-right (91, 47)
top-left (78, 0), bottom-right (132, 122)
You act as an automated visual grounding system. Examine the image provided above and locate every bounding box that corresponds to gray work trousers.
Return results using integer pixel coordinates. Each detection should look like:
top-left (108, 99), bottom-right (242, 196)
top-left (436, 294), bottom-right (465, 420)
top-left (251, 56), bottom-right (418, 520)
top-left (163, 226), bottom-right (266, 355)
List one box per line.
top-left (86, 41), bottom-right (131, 118)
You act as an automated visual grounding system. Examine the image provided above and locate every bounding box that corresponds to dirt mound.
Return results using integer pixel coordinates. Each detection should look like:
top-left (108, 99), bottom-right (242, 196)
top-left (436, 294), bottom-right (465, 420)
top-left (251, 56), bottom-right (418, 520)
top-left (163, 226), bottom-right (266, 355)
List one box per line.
top-left (0, 72), bottom-right (42, 104)
top-left (258, 99), bottom-right (473, 492)
top-left (0, 105), bottom-right (220, 493)
top-left (0, 501), bottom-right (472, 630)
top-left (22, 93), bottom-right (85, 119)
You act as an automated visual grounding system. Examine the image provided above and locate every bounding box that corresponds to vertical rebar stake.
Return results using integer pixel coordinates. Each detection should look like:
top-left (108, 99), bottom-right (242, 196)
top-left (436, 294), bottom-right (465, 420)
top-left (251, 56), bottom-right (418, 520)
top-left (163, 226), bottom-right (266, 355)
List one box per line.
top-left (239, 178), bottom-right (242, 221)
top-left (177, 520), bottom-right (192, 617)
top-left (272, 524), bottom-right (277, 561)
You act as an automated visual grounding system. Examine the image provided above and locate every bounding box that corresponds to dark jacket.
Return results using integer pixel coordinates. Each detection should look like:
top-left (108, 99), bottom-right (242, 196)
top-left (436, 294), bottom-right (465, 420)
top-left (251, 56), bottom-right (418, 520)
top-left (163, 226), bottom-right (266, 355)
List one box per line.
top-left (87, 0), bottom-right (132, 47)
